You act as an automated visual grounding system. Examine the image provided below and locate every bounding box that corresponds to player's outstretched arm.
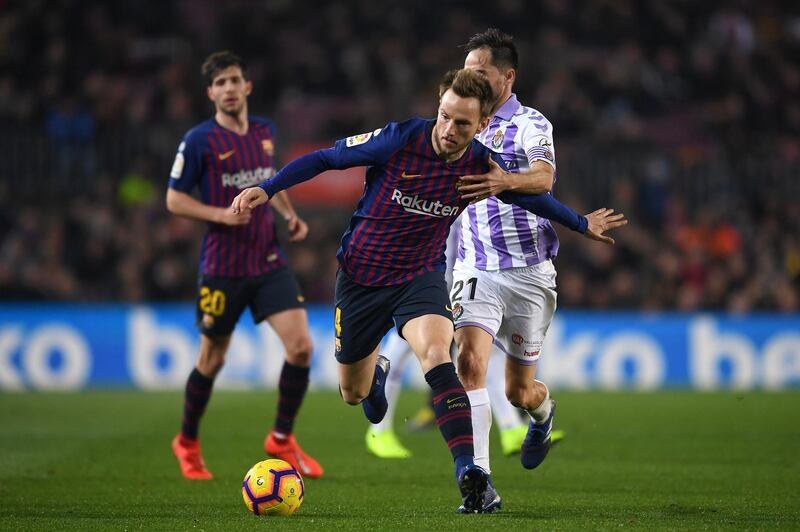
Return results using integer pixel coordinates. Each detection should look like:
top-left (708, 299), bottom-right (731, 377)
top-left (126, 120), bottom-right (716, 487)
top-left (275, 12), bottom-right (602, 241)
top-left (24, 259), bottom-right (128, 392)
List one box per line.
top-left (232, 146), bottom-right (358, 214)
top-left (583, 208), bottom-right (628, 245)
top-left (498, 190), bottom-right (588, 234)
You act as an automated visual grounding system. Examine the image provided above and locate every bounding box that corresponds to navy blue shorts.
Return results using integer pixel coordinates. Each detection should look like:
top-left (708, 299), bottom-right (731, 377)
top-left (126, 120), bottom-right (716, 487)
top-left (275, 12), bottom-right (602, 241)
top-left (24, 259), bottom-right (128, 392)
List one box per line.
top-left (196, 266), bottom-right (304, 337)
top-left (333, 269), bottom-right (453, 364)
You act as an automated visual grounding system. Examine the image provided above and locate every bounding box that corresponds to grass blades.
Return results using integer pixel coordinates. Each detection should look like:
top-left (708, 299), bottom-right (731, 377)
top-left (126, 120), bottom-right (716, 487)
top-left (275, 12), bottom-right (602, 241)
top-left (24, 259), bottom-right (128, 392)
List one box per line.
top-left (0, 391), bottom-right (798, 530)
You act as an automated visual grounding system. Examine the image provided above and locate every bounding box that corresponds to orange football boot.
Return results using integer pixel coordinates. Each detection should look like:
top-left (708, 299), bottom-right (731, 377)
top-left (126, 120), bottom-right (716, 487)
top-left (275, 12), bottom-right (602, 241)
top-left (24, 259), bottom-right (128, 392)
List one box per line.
top-left (264, 432), bottom-right (324, 479)
top-left (171, 434), bottom-right (213, 480)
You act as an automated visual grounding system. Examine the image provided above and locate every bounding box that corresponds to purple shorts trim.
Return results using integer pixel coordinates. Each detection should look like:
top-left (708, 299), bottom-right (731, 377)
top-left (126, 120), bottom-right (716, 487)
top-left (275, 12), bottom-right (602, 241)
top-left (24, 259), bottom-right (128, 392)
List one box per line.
top-left (454, 320), bottom-right (496, 339)
top-left (493, 339), bottom-right (538, 366)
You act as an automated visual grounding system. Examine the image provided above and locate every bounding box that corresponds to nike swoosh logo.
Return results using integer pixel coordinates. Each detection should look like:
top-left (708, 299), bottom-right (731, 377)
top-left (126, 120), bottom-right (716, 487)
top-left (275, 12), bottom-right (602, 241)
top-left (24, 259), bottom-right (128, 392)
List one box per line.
top-left (445, 305), bottom-right (453, 312)
top-left (447, 396), bottom-right (466, 404)
top-left (219, 150), bottom-right (235, 160)
top-left (401, 171), bottom-right (421, 179)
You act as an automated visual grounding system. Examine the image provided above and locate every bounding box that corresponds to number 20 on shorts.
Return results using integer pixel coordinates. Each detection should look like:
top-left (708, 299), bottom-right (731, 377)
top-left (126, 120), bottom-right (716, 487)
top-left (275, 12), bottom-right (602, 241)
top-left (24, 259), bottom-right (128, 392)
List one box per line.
top-left (199, 287), bottom-right (226, 316)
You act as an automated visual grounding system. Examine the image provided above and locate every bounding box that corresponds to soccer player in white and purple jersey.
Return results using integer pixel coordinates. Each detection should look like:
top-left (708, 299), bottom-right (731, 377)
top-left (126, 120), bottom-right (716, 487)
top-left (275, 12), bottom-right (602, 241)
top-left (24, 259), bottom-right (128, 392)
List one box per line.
top-left (166, 51), bottom-right (323, 481)
top-left (233, 69), bottom-right (623, 513)
top-left (453, 29), bottom-right (627, 509)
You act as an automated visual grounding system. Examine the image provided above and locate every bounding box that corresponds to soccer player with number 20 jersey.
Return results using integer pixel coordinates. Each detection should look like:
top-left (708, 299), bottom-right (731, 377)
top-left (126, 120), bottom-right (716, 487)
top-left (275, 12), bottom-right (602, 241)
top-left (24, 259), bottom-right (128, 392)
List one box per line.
top-left (166, 51), bottom-right (323, 481)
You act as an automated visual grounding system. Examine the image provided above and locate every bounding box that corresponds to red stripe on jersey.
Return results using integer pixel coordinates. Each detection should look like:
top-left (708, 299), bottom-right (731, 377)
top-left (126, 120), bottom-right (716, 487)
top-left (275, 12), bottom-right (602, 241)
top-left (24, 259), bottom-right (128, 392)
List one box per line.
top-left (214, 129), bottom-right (234, 276)
top-left (352, 130), bottom-right (427, 285)
top-left (211, 130), bottom-right (230, 276)
top-left (236, 130), bottom-right (254, 277)
top-left (250, 123), bottom-right (281, 276)
top-left (239, 128), bottom-right (259, 276)
top-left (230, 128), bottom-right (250, 276)
top-left (341, 128), bottom-right (493, 286)
top-left (194, 120), bottom-right (284, 277)
top-left (205, 132), bottom-right (222, 275)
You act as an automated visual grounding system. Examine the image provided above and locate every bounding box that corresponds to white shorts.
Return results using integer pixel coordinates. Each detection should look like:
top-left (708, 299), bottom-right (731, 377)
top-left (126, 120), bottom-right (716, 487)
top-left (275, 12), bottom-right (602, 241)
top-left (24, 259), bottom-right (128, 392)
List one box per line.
top-left (451, 260), bottom-right (557, 365)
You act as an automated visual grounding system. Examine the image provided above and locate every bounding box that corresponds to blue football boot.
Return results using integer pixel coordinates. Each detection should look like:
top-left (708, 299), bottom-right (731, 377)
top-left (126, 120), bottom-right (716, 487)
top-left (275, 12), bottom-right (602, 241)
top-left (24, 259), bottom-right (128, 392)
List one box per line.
top-left (456, 464), bottom-right (490, 513)
top-left (457, 475), bottom-right (501, 513)
top-left (362, 355), bottom-right (390, 424)
top-left (520, 399), bottom-right (555, 469)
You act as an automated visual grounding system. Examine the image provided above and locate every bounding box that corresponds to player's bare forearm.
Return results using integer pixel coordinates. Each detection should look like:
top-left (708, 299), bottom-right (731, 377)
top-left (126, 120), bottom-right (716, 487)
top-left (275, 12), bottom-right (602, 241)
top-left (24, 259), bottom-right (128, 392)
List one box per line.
top-left (459, 158), bottom-right (553, 201)
top-left (457, 156), bottom-right (509, 201)
top-left (509, 161), bottom-right (554, 194)
top-left (166, 188), bottom-right (237, 225)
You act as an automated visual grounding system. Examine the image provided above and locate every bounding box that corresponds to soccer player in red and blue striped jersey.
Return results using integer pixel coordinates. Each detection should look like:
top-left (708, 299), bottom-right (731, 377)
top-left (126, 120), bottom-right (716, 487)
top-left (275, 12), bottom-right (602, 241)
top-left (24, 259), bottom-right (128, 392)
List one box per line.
top-left (166, 51), bottom-right (323, 481)
top-left (232, 68), bottom-right (617, 512)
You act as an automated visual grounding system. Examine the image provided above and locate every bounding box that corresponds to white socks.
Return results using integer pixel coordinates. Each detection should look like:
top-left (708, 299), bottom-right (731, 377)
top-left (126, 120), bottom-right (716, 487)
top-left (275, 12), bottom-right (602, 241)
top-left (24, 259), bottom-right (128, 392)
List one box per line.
top-left (467, 388), bottom-right (492, 473)
top-left (528, 380), bottom-right (552, 424)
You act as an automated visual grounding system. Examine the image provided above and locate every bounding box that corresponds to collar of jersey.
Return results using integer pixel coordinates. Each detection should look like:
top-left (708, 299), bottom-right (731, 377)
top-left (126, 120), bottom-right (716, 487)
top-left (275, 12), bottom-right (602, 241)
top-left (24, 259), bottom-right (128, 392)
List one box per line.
top-left (494, 93), bottom-right (521, 121)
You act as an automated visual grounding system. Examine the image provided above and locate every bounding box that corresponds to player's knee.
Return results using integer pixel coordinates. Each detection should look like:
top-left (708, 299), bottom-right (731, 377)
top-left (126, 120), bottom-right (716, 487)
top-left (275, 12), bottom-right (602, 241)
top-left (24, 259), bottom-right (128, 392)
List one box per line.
top-left (284, 336), bottom-right (313, 366)
top-left (199, 335), bottom-right (230, 376)
top-left (198, 353), bottom-right (226, 376)
top-left (419, 345), bottom-right (451, 371)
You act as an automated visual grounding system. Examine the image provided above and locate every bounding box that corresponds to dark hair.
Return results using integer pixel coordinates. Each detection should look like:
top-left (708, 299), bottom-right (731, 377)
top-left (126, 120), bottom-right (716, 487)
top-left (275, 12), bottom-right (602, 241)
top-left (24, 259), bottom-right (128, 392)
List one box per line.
top-left (463, 28), bottom-right (518, 71)
top-left (201, 51), bottom-right (247, 86)
top-left (438, 68), bottom-right (493, 117)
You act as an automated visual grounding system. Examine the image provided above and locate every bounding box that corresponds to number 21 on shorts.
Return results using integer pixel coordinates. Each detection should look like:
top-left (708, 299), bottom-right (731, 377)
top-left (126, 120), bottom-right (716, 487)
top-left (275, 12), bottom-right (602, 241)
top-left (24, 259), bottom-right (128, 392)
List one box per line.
top-left (451, 277), bottom-right (477, 302)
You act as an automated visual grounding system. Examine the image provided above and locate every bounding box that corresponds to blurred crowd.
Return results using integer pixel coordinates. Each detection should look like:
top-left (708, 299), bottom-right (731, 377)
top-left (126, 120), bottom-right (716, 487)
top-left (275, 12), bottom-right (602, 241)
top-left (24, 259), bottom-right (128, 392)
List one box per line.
top-left (0, 0), bottom-right (798, 312)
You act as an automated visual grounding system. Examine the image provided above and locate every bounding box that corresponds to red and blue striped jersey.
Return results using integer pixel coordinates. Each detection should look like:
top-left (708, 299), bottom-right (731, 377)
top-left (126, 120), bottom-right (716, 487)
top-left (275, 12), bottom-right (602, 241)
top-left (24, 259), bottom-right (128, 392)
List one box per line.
top-left (308, 118), bottom-right (507, 286)
top-left (168, 116), bottom-right (285, 277)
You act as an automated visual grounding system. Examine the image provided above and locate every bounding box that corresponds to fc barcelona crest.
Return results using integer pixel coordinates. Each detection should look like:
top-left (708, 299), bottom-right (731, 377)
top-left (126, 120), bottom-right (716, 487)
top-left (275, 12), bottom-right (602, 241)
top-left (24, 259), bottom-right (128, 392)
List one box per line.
top-left (261, 139), bottom-right (274, 156)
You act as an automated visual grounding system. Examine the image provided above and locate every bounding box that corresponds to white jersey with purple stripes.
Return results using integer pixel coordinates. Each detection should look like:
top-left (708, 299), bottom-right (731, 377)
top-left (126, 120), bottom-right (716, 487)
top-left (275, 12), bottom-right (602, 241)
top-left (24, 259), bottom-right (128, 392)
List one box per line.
top-left (458, 94), bottom-right (559, 272)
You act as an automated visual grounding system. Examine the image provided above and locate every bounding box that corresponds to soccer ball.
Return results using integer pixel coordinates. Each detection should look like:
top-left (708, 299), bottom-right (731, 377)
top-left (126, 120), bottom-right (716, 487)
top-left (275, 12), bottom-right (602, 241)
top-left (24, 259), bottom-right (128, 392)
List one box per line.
top-left (241, 459), bottom-right (304, 516)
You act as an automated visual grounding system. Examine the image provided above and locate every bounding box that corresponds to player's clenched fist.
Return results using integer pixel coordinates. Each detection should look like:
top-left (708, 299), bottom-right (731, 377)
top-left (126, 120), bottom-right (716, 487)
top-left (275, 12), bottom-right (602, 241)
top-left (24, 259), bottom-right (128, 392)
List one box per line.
top-left (231, 187), bottom-right (268, 214)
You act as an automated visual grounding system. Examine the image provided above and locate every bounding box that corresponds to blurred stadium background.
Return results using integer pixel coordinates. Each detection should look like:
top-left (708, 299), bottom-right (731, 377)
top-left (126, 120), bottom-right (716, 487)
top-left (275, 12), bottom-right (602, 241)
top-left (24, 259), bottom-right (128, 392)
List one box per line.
top-left (1, 1), bottom-right (799, 529)
top-left (1, 0), bottom-right (798, 391)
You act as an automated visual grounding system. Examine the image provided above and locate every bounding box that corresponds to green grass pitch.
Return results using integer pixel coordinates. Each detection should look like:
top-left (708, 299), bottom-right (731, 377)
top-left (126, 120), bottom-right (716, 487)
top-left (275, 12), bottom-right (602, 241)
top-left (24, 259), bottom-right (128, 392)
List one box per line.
top-left (1, 391), bottom-right (798, 530)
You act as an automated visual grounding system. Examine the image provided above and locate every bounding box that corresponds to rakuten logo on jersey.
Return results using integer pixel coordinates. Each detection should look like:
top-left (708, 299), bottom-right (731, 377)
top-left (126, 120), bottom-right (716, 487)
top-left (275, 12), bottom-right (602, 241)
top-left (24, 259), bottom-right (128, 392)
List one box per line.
top-left (221, 167), bottom-right (275, 189)
top-left (390, 189), bottom-right (460, 218)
